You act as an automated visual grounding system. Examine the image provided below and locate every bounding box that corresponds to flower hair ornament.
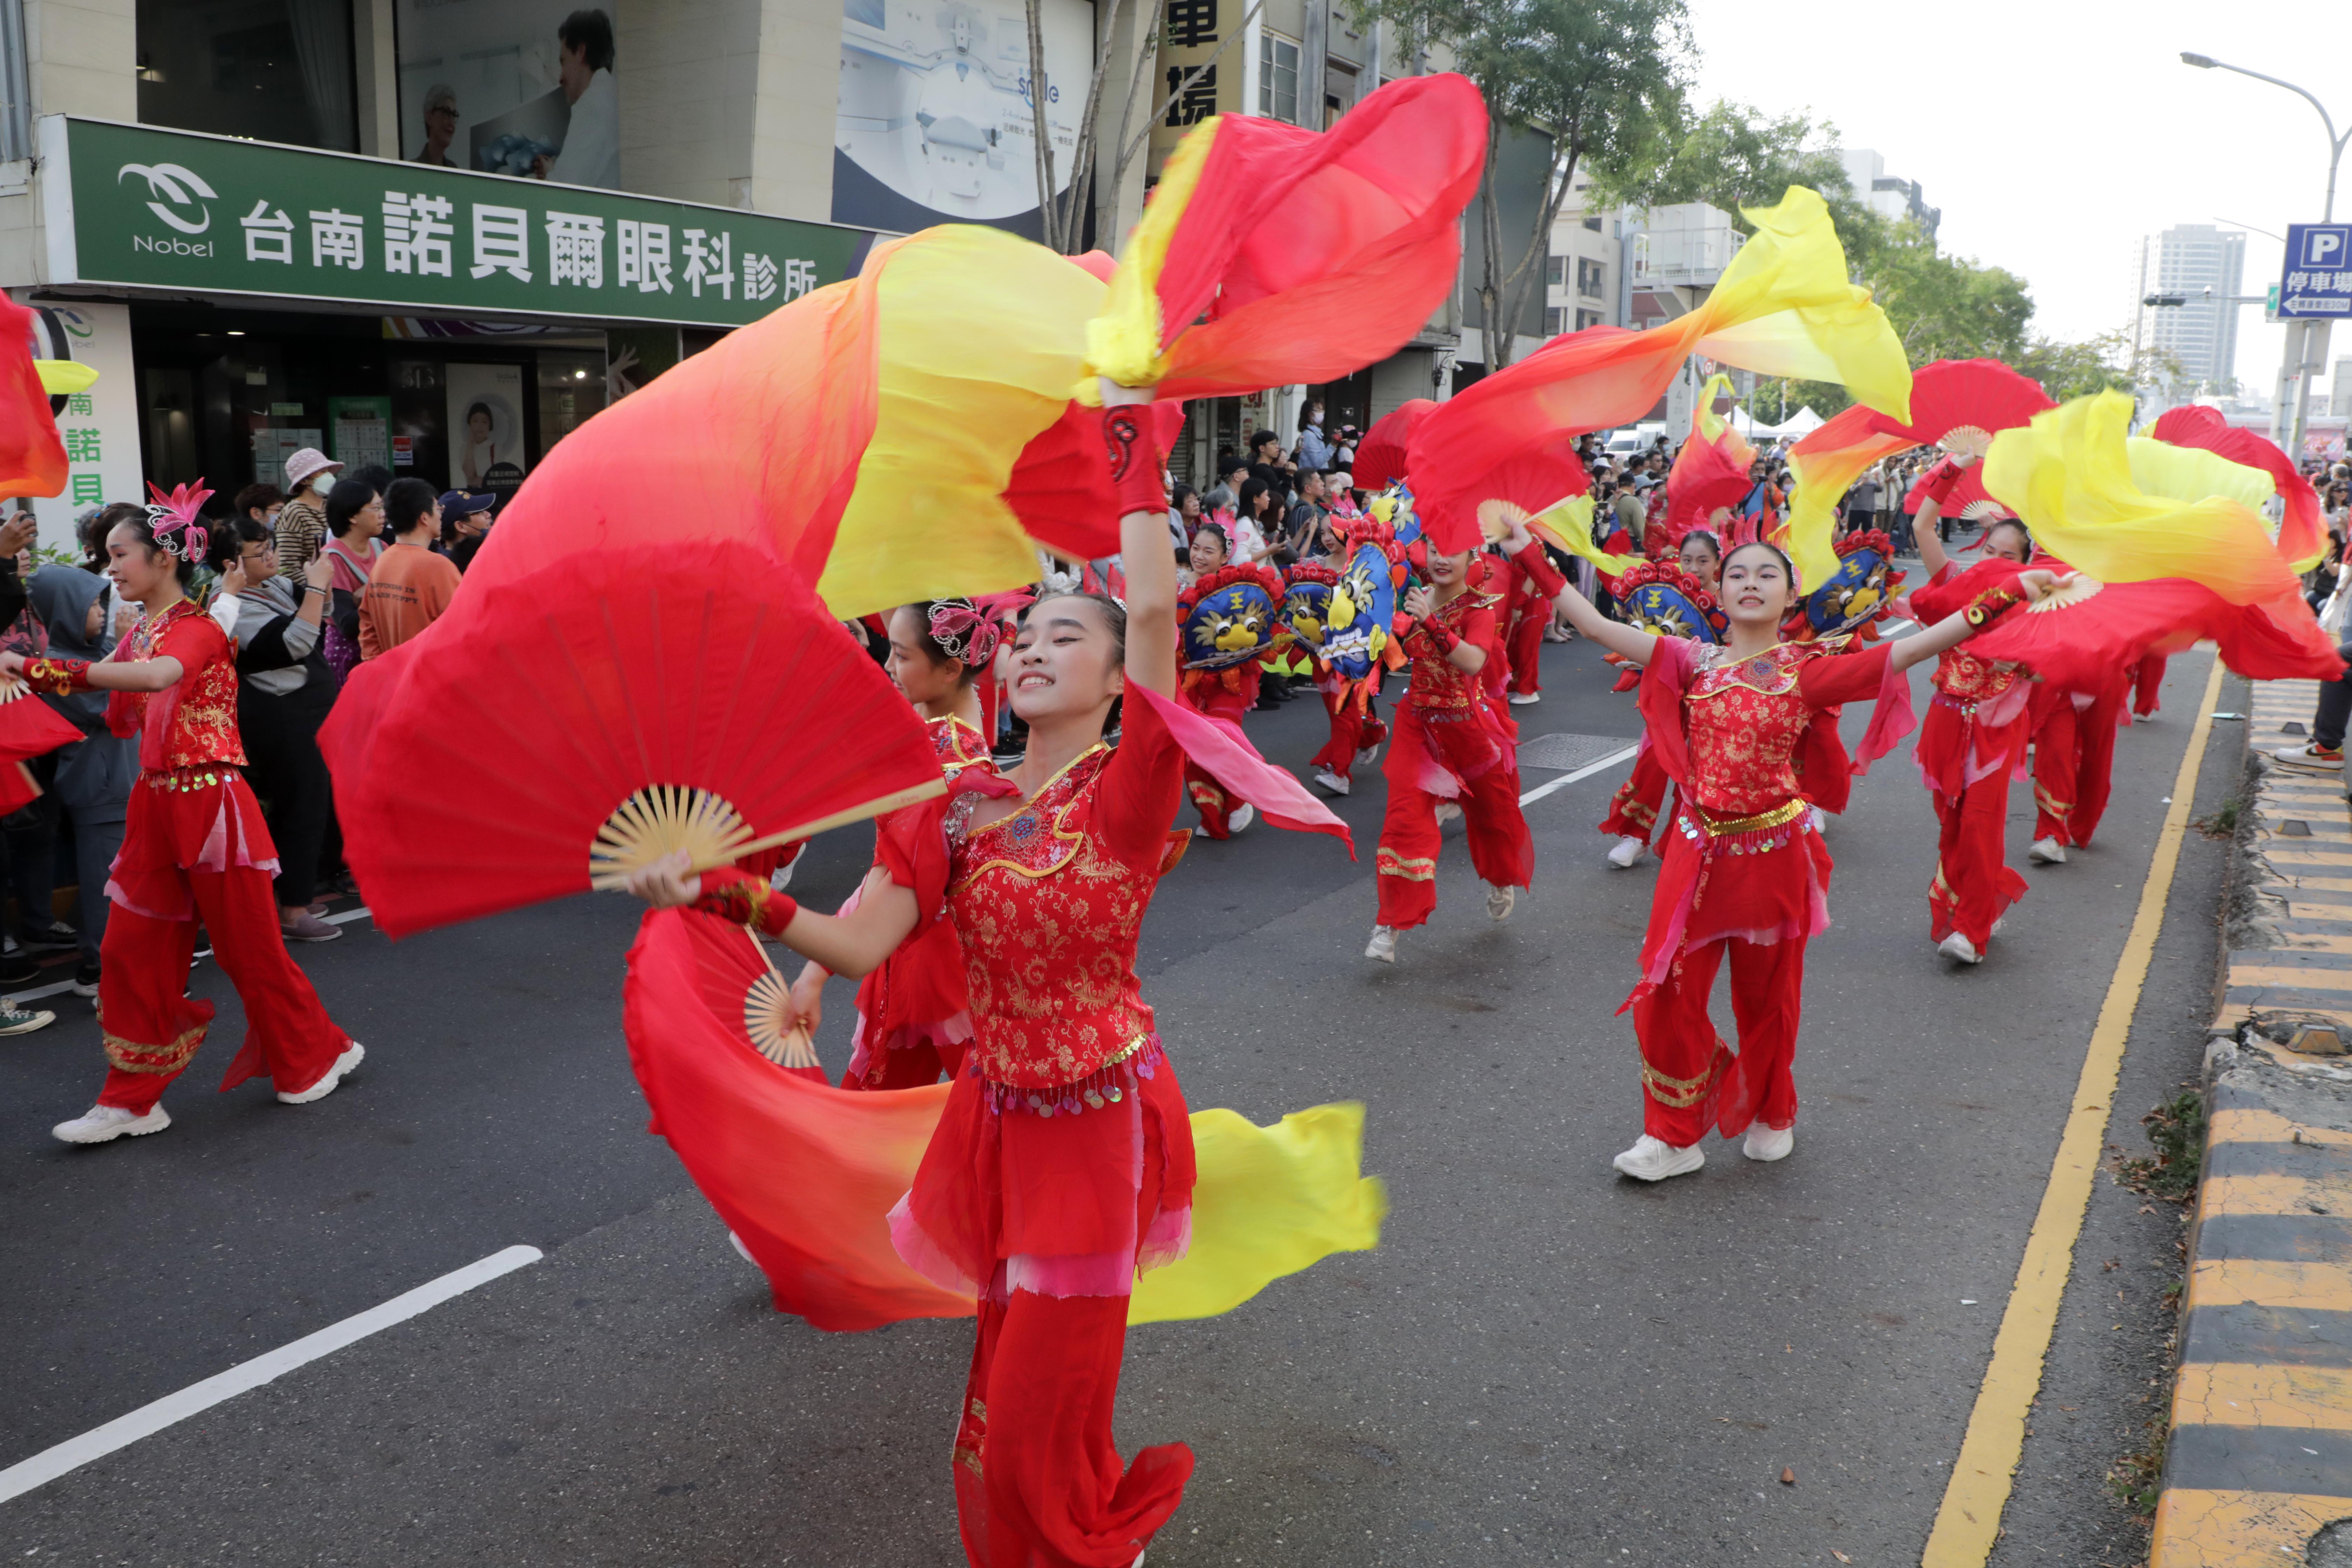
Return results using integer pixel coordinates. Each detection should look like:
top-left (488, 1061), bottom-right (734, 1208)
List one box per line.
top-left (144, 480), bottom-right (215, 564)
top-left (928, 589), bottom-right (1034, 668)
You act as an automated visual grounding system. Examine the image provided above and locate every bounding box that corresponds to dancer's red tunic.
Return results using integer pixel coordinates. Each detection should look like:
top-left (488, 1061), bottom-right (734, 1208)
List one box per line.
top-left (1623, 636), bottom-right (1911, 1145)
top-left (1907, 560), bottom-right (2032, 948)
top-left (839, 714), bottom-right (1004, 1092)
top-left (1373, 544), bottom-right (1554, 928)
top-left (52, 602), bottom-right (353, 1112)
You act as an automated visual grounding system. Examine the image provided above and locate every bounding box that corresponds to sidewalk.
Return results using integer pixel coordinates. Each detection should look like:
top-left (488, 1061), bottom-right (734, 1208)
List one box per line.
top-left (2153, 679), bottom-right (2352, 1566)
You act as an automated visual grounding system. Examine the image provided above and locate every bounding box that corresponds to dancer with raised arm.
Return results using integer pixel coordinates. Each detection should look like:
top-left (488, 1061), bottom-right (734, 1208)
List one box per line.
top-left (23, 489), bottom-right (362, 1146)
top-left (1552, 534), bottom-right (2054, 1181)
top-left (631, 385), bottom-right (1202, 1568)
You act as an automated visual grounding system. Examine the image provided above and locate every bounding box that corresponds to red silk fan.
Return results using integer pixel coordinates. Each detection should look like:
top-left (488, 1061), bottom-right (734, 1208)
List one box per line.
top-left (1353, 399), bottom-right (1433, 492)
top-left (1968, 575), bottom-right (2345, 689)
top-left (321, 538), bottom-right (945, 940)
top-left (0, 678), bottom-right (90, 815)
top-left (1904, 463), bottom-right (2012, 526)
top-left (1, 295), bottom-right (66, 498)
top-left (1786, 359), bottom-right (2053, 546)
top-left (623, 907), bottom-right (971, 1331)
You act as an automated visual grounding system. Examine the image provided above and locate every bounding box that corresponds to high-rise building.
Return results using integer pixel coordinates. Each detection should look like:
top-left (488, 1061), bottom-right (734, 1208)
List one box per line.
top-left (2131, 226), bottom-right (2247, 393)
top-left (1836, 149), bottom-right (1940, 244)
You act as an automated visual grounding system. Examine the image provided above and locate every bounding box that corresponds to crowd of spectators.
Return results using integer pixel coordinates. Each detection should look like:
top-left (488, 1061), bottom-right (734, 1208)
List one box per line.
top-left (0, 445), bottom-right (492, 1034)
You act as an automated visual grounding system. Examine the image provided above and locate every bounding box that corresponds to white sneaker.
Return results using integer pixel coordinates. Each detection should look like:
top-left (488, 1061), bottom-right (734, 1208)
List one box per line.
top-left (2136, 709), bottom-right (2161, 723)
top-left (1355, 743), bottom-right (1382, 767)
top-left (1229, 803), bottom-right (1255, 834)
top-left (770, 860), bottom-right (796, 891)
top-left (2273, 742), bottom-right (2342, 770)
top-left (1991, 917), bottom-right (2007, 937)
top-left (1364, 925), bottom-right (1398, 963)
top-left (1742, 1121), bottom-right (1794, 1162)
top-left (2028, 836), bottom-right (2067, 864)
top-left (1938, 932), bottom-right (1982, 965)
top-left (53, 1103), bottom-right (170, 1145)
top-left (1314, 769), bottom-right (1350, 796)
top-left (278, 1041), bottom-right (365, 1105)
top-left (729, 1230), bottom-right (757, 1266)
top-left (1434, 801), bottom-right (1463, 825)
top-left (1613, 1134), bottom-right (1704, 1182)
top-left (1508, 691), bottom-right (1540, 705)
top-left (1486, 884), bottom-right (1516, 921)
top-left (1606, 834), bottom-right (1646, 869)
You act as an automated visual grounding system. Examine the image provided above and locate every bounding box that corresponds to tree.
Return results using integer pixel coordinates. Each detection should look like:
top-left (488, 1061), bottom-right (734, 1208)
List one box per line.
top-left (1347, 0), bottom-right (1693, 370)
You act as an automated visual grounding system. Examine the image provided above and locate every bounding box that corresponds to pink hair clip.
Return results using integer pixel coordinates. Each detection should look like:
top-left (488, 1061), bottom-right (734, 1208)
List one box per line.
top-left (144, 479), bottom-right (214, 564)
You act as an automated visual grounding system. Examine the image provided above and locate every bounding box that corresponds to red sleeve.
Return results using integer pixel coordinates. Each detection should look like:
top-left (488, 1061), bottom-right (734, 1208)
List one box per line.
top-left (1459, 601), bottom-right (1498, 655)
top-left (871, 799), bottom-right (950, 925)
top-left (1094, 685), bottom-right (1185, 869)
top-left (158, 610), bottom-right (230, 670)
top-left (1907, 558), bottom-right (2020, 625)
top-left (1796, 643), bottom-right (1892, 710)
top-left (1512, 540), bottom-right (1566, 600)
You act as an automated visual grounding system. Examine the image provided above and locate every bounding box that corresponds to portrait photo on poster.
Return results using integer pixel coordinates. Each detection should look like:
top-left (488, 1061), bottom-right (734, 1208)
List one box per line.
top-left (395, 1), bottom-right (620, 189)
top-left (444, 364), bottom-right (528, 502)
top-left (831, 0), bottom-right (1091, 240)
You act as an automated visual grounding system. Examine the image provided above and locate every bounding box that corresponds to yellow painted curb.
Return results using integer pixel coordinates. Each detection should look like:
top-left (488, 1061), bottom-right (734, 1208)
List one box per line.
top-left (2151, 1489), bottom-right (2352, 1566)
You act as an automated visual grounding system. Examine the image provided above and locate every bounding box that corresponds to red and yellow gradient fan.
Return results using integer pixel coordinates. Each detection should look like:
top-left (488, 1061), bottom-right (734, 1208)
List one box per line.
top-left (2, 294), bottom-right (100, 498)
top-left (1407, 186), bottom-right (1912, 553)
top-left (456, 76), bottom-right (1485, 624)
top-left (1969, 390), bottom-right (2343, 686)
top-left (1654, 373), bottom-right (1759, 558)
top-left (2148, 405), bottom-right (2326, 572)
top-left (1782, 358), bottom-right (2053, 587)
top-left (1353, 399), bottom-right (1434, 493)
top-left (320, 538), bottom-right (944, 940)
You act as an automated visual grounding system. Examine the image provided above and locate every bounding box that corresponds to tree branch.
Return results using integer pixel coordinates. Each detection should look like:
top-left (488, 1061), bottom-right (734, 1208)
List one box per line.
top-left (1025, 0), bottom-right (1060, 251)
top-left (1104, 0), bottom-right (1170, 236)
top-left (1055, 0), bottom-right (1128, 252)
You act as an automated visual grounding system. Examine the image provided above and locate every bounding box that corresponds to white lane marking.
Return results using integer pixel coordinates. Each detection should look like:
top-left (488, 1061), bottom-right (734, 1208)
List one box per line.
top-left (1519, 743), bottom-right (1641, 807)
top-left (0, 1244), bottom-right (541, 1504)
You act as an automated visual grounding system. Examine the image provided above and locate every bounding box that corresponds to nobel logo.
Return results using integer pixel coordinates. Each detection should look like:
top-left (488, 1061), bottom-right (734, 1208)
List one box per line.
top-left (132, 234), bottom-right (215, 257)
top-left (116, 161), bottom-right (216, 235)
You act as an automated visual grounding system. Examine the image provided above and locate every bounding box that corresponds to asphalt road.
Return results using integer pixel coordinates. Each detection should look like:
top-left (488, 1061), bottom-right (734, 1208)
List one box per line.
top-left (0, 610), bottom-right (2241, 1566)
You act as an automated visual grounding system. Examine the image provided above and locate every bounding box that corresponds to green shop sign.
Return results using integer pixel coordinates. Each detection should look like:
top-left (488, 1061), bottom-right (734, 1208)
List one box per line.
top-left (38, 117), bottom-right (881, 329)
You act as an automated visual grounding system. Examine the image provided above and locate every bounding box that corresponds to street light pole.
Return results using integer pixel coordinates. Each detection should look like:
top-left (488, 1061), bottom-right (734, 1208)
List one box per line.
top-left (2182, 52), bottom-right (2352, 463)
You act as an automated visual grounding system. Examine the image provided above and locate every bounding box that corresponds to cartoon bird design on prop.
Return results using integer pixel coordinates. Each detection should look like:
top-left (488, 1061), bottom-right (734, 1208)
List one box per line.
top-left (1598, 558), bottom-right (1727, 691)
top-left (1788, 530), bottom-right (1906, 642)
top-left (1279, 561), bottom-right (1342, 655)
top-left (1178, 561), bottom-right (1286, 710)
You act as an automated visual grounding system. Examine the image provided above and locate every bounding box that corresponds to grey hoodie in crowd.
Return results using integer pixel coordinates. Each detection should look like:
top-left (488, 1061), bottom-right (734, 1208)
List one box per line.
top-left (26, 566), bottom-right (135, 825)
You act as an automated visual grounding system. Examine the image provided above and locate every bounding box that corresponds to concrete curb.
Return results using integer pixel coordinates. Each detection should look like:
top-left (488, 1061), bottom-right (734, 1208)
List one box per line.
top-left (2154, 680), bottom-right (2352, 1566)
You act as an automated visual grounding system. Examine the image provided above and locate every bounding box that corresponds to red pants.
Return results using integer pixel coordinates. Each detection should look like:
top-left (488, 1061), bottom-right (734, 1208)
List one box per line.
top-left (952, 1288), bottom-right (1192, 1567)
top-left (2032, 685), bottom-right (2122, 848)
top-left (1598, 748), bottom-right (1668, 844)
top-left (1309, 688), bottom-right (1386, 781)
top-left (1629, 934), bottom-right (1805, 1145)
top-left (1374, 744), bottom-right (1531, 929)
top-left (1928, 769), bottom-right (2028, 949)
top-left (1506, 604), bottom-right (1546, 696)
top-left (1183, 683), bottom-right (1252, 839)
top-left (2133, 656), bottom-right (2166, 719)
top-left (93, 863), bottom-right (350, 1114)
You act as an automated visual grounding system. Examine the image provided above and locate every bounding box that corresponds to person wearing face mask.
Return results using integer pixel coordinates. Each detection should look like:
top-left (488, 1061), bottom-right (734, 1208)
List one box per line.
top-left (273, 449), bottom-right (342, 580)
top-left (1553, 535), bottom-right (2057, 1181)
top-left (1295, 399), bottom-right (1334, 472)
top-left (1362, 520), bottom-right (1555, 963)
top-left (1909, 454), bottom-right (2041, 966)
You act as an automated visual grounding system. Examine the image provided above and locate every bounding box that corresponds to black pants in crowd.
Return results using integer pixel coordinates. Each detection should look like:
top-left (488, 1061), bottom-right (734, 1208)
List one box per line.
top-left (2310, 639), bottom-right (2352, 751)
top-left (238, 679), bottom-right (335, 910)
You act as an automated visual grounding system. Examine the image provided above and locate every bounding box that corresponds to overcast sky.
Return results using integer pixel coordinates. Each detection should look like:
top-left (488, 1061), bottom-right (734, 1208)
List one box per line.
top-left (1679, 0), bottom-right (2341, 394)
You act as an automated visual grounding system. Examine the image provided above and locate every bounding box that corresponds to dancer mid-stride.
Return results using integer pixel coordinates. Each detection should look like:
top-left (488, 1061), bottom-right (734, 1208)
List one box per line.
top-left (1551, 538), bottom-right (2055, 1181)
top-left (21, 492), bottom-right (362, 1145)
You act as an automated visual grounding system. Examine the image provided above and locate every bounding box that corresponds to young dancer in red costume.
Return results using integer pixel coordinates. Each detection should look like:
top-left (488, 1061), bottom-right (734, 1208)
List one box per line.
top-left (1304, 515), bottom-right (1398, 796)
top-left (1553, 536), bottom-right (2055, 1180)
top-left (1908, 456), bottom-right (2037, 965)
top-left (1363, 517), bottom-right (1555, 963)
top-left (790, 598), bottom-right (1015, 1092)
top-left (633, 385), bottom-right (1197, 1568)
top-left (1601, 530), bottom-right (1724, 869)
top-left (25, 499), bottom-right (362, 1146)
top-left (1502, 535), bottom-right (1565, 705)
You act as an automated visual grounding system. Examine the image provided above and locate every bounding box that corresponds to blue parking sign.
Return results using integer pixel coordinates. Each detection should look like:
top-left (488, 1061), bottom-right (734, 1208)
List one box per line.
top-left (2281, 224), bottom-right (2352, 317)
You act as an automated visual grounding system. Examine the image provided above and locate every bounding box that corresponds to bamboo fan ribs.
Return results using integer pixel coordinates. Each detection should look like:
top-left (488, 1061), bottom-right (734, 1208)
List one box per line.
top-left (320, 538), bottom-right (944, 940)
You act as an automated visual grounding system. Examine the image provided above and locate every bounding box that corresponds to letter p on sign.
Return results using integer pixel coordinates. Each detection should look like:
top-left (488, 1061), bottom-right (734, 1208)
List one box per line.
top-left (2303, 227), bottom-right (2348, 267)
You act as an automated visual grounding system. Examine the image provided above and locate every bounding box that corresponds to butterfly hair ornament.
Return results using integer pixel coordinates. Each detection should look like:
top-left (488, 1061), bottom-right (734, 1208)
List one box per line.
top-left (927, 589), bottom-right (1034, 668)
top-left (144, 480), bottom-right (215, 564)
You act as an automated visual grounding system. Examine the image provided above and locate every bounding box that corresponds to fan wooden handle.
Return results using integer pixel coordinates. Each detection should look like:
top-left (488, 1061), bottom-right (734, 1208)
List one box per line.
top-left (693, 777), bottom-right (951, 875)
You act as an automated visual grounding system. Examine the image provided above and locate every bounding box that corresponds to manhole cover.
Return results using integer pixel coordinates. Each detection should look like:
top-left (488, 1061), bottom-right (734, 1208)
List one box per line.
top-left (1516, 733), bottom-right (1638, 773)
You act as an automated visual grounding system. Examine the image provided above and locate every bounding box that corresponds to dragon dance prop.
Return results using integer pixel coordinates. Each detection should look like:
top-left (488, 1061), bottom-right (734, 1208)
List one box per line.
top-left (443, 74), bottom-right (1485, 623)
top-left (1782, 358), bottom-right (2053, 588)
top-left (1970, 390), bottom-right (2343, 686)
top-left (1787, 530), bottom-right (1905, 642)
top-left (624, 907), bottom-right (1390, 1333)
top-left (1405, 186), bottom-right (1912, 554)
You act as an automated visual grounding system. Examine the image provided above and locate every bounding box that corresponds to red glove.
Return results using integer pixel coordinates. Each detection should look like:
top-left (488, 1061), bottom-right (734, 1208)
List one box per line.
top-left (692, 866), bottom-right (800, 938)
top-left (1921, 459), bottom-right (1965, 507)
top-left (1102, 404), bottom-right (1168, 516)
